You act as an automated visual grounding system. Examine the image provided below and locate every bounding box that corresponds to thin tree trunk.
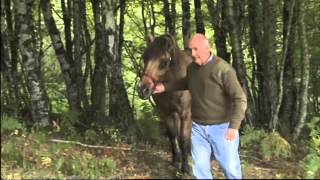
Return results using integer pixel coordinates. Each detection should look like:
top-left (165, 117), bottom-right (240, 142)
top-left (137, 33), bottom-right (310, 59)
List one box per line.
top-left (61, 0), bottom-right (73, 64)
top-left (262, 0), bottom-right (278, 129)
top-left (5, 0), bottom-right (20, 117)
top-left (293, 0), bottom-right (310, 140)
top-left (163, 0), bottom-right (176, 36)
top-left (171, 0), bottom-right (176, 36)
top-left (206, 0), bottom-right (230, 62)
top-left (107, 0), bottom-right (134, 129)
top-left (225, 0), bottom-right (254, 126)
top-left (41, 0), bottom-right (83, 112)
top-left (270, 0), bottom-right (295, 132)
top-left (248, 0), bottom-right (266, 127)
top-left (72, 0), bottom-right (84, 111)
top-left (16, 0), bottom-right (50, 127)
top-left (91, 0), bottom-right (108, 121)
top-left (182, 0), bottom-right (191, 50)
top-left (279, 0), bottom-right (299, 138)
top-left (80, 0), bottom-right (91, 111)
top-left (194, 0), bottom-right (205, 34)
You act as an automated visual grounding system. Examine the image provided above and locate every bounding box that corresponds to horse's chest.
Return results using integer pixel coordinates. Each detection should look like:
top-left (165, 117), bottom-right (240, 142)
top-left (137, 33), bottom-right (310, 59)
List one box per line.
top-left (153, 92), bottom-right (182, 111)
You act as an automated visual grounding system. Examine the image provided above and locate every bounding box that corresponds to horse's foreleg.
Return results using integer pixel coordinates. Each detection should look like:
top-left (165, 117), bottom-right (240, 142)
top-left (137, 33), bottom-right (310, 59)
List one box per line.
top-left (166, 115), bottom-right (182, 168)
top-left (180, 111), bottom-right (192, 175)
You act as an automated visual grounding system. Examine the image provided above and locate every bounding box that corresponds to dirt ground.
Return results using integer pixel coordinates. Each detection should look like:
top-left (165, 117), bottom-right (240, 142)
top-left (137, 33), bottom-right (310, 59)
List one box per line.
top-left (92, 140), bottom-right (304, 179)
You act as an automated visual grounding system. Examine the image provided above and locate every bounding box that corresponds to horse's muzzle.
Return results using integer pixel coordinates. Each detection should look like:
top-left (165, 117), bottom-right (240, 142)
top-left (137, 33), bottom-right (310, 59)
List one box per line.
top-left (137, 82), bottom-right (153, 100)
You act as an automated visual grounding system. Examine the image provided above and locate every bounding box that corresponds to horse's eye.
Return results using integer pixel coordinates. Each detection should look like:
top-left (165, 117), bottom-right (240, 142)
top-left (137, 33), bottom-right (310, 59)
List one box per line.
top-left (159, 60), bottom-right (169, 70)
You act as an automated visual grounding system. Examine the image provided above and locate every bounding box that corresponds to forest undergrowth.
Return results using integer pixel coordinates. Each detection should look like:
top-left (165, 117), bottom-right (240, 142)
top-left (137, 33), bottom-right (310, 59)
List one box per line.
top-left (1, 116), bottom-right (319, 179)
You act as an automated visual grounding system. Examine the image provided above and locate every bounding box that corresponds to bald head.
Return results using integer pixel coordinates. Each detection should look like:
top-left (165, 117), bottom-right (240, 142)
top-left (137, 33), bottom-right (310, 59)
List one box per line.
top-left (189, 33), bottom-right (210, 48)
top-left (189, 34), bottom-right (211, 65)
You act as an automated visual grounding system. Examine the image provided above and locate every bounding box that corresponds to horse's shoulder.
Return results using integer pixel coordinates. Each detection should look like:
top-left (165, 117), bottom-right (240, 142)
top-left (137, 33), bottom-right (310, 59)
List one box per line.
top-left (176, 50), bottom-right (193, 63)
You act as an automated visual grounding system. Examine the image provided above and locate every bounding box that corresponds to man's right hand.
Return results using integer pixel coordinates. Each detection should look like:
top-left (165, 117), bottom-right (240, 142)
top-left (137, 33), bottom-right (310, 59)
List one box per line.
top-left (153, 83), bottom-right (165, 94)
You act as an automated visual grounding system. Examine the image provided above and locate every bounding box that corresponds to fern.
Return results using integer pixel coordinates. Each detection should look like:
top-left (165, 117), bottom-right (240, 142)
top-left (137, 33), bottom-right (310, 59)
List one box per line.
top-left (303, 117), bottom-right (320, 179)
top-left (240, 124), bottom-right (267, 148)
top-left (260, 132), bottom-right (291, 160)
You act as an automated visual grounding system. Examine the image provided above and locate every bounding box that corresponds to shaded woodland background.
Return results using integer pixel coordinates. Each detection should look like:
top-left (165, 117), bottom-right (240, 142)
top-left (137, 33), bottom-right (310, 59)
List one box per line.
top-left (1, 0), bottom-right (320, 179)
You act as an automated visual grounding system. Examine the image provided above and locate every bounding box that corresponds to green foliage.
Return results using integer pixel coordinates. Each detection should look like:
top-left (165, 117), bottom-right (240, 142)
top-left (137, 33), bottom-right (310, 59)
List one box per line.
top-left (2, 140), bottom-right (24, 167)
top-left (103, 127), bottom-right (123, 144)
top-left (260, 132), bottom-right (292, 160)
top-left (61, 152), bottom-right (116, 179)
top-left (134, 116), bottom-right (162, 144)
top-left (134, 101), bottom-right (163, 144)
top-left (302, 117), bottom-right (320, 179)
top-left (241, 159), bottom-right (252, 177)
top-left (1, 115), bottom-right (24, 134)
top-left (240, 125), bottom-right (267, 148)
top-left (84, 129), bottom-right (98, 143)
top-left (1, 115), bottom-right (27, 136)
top-left (58, 110), bottom-right (81, 139)
top-left (1, 130), bottom-right (116, 179)
top-left (241, 125), bottom-right (292, 160)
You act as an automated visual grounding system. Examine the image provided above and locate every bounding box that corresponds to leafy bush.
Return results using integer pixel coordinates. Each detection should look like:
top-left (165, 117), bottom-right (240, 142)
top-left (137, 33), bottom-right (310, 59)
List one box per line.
top-left (241, 125), bottom-right (291, 160)
top-left (134, 102), bottom-right (162, 144)
top-left (1, 115), bottom-right (25, 135)
top-left (260, 132), bottom-right (292, 160)
top-left (58, 110), bottom-right (81, 139)
top-left (302, 117), bottom-right (320, 179)
top-left (240, 125), bottom-right (267, 148)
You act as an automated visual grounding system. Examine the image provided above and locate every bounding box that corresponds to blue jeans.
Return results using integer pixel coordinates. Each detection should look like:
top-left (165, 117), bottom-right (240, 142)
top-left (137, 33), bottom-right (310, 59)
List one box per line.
top-left (191, 122), bottom-right (242, 179)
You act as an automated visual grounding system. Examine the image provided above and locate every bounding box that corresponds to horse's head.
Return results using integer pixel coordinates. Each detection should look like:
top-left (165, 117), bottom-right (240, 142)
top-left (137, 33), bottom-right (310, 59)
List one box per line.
top-left (137, 34), bottom-right (178, 100)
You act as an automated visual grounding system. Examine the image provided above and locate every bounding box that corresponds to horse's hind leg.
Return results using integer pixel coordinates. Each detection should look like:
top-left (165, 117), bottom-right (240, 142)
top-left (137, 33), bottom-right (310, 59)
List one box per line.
top-left (165, 115), bottom-right (182, 168)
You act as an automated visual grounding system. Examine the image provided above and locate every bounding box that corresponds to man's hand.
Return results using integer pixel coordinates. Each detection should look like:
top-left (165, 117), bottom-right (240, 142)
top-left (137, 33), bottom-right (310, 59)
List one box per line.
top-left (153, 83), bottom-right (165, 94)
top-left (225, 128), bottom-right (238, 141)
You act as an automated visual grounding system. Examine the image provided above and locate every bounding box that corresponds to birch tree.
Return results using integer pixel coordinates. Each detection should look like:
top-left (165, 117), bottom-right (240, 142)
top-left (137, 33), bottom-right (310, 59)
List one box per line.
top-left (16, 0), bottom-right (50, 127)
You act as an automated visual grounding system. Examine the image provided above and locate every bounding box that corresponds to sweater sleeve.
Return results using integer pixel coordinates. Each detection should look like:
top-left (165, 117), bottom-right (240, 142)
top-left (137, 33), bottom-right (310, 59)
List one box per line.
top-left (222, 68), bottom-right (247, 129)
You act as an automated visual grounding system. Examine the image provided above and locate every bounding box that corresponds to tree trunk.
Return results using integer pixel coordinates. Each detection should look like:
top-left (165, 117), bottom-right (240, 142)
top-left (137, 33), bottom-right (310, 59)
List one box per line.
top-left (270, 0), bottom-right (295, 132)
top-left (276, 0), bottom-right (297, 136)
top-left (16, 0), bottom-right (50, 127)
top-left (262, 0), bottom-right (278, 129)
top-left (181, 0), bottom-right (191, 50)
top-left (41, 0), bottom-right (83, 112)
top-left (72, 0), bottom-right (84, 110)
top-left (163, 0), bottom-right (176, 36)
top-left (206, 0), bottom-right (230, 62)
top-left (141, 1), bottom-right (156, 36)
top-left (4, 0), bottom-right (21, 117)
top-left (106, 0), bottom-right (134, 129)
top-left (91, 0), bottom-right (108, 121)
top-left (293, 0), bottom-right (310, 140)
top-left (194, 0), bottom-right (205, 34)
top-left (225, 0), bottom-right (254, 126)
top-left (248, 0), bottom-right (266, 127)
top-left (79, 0), bottom-right (91, 111)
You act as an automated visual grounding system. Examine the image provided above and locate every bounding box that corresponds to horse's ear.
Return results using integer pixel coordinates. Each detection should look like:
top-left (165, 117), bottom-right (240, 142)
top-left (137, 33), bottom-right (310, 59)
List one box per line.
top-left (146, 34), bottom-right (154, 45)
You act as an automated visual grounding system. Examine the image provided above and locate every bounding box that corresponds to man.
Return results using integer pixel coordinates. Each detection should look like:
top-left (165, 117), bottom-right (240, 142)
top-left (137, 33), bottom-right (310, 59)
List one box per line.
top-left (153, 33), bottom-right (247, 179)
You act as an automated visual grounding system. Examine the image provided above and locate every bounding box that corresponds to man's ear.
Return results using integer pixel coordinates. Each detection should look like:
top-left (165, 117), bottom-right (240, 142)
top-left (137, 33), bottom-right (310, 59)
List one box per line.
top-left (146, 33), bottom-right (154, 45)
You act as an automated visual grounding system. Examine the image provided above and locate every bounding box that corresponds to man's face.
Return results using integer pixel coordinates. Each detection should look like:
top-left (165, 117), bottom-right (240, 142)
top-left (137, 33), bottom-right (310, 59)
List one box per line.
top-left (189, 35), bottom-right (211, 65)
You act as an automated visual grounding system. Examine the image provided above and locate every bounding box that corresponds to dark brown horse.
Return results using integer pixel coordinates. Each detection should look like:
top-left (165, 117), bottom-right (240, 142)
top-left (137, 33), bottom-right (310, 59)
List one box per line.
top-left (137, 34), bottom-right (193, 174)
